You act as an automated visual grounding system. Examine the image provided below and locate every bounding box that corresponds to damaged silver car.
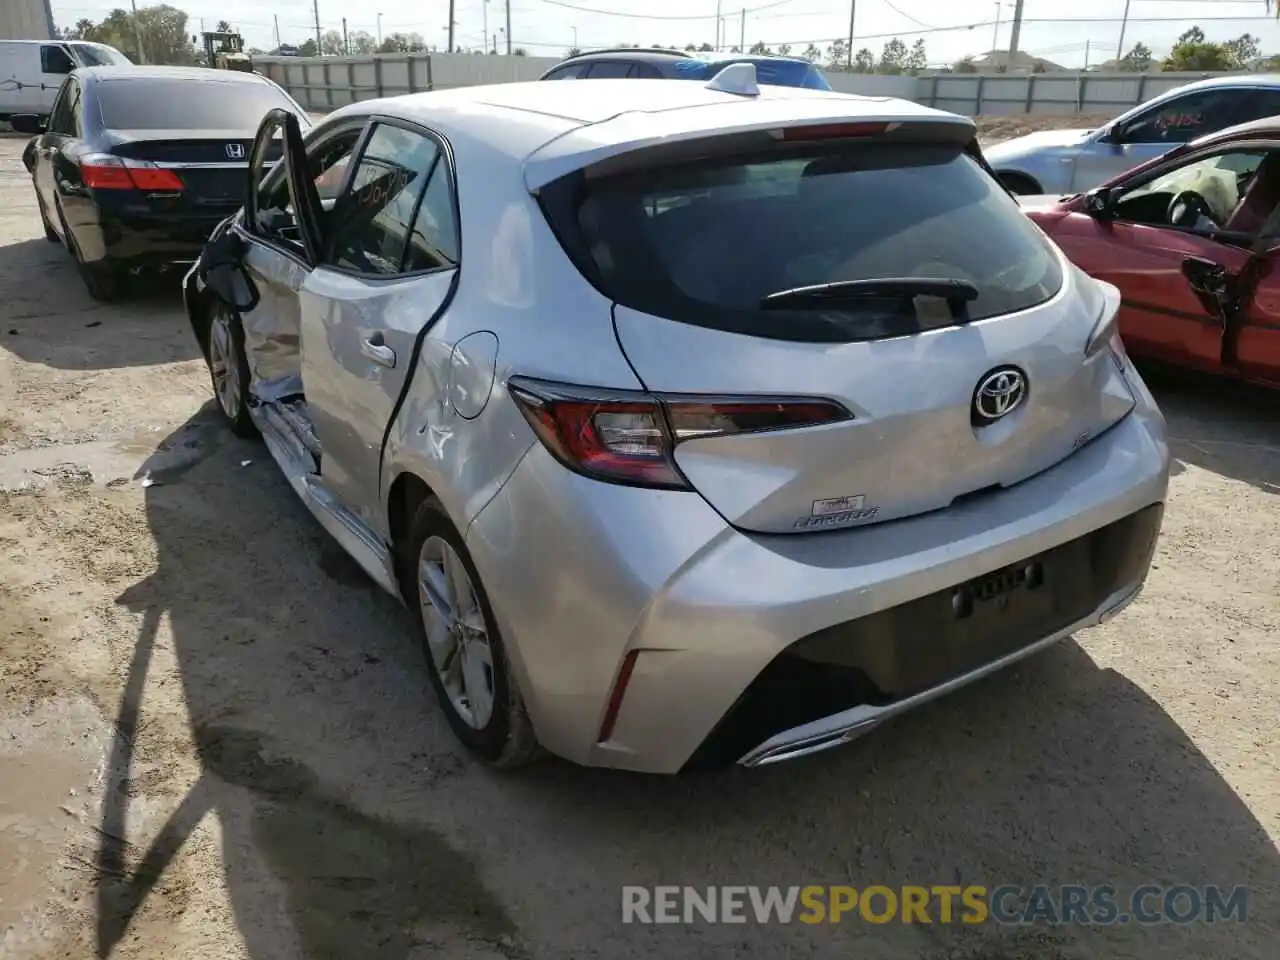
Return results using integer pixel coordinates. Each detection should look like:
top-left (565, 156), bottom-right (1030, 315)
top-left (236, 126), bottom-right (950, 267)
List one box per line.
top-left (184, 74), bottom-right (1170, 774)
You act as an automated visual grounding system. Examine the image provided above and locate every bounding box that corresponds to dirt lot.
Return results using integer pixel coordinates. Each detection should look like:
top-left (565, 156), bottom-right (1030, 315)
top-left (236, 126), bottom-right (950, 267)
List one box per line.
top-left (975, 113), bottom-right (1116, 144)
top-left (0, 129), bottom-right (1277, 960)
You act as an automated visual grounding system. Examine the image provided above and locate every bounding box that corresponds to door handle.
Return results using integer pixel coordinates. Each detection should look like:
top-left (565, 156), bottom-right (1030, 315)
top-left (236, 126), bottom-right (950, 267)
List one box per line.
top-left (361, 337), bottom-right (396, 367)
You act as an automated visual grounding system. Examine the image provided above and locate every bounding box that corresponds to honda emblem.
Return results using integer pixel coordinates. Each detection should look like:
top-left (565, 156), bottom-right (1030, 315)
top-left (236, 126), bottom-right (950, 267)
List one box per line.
top-left (225, 143), bottom-right (246, 160)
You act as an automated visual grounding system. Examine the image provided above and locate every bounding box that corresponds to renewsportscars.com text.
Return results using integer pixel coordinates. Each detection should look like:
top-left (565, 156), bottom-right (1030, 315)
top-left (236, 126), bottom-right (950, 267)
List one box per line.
top-left (621, 884), bottom-right (1249, 926)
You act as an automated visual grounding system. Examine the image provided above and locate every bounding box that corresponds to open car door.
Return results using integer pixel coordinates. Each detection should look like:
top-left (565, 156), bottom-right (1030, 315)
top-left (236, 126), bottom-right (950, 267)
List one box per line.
top-left (1046, 145), bottom-right (1280, 378)
top-left (230, 108), bottom-right (328, 440)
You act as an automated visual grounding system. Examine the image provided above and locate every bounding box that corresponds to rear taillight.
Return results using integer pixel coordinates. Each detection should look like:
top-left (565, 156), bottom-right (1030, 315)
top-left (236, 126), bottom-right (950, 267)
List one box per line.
top-left (508, 376), bottom-right (852, 489)
top-left (1085, 279), bottom-right (1125, 365)
top-left (80, 153), bottom-right (183, 192)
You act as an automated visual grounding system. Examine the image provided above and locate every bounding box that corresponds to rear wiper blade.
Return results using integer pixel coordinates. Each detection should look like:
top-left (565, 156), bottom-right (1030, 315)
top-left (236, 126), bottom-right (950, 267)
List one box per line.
top-left (760, 277), bottom-right (980, 314)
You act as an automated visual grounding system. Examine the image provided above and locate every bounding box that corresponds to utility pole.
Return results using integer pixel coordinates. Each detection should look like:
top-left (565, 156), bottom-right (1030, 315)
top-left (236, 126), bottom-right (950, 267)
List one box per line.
top-left (1115, 0), bottom-right (1131, 63)
top-left (739, 8), bottom-right (745, 52)
top-left (992, 3), bottom-right (1001, 55)
top-left (714, 0), bottom-right (721, 51)
top-left (505, 0), bottom-right (511, 55)
top-left (1083, 38), bottom-right (1091, 71)
top-left (1006, 0), bottom-right (1024, 72)
top-left (447, 0), bottom-right (456, 53)
top-left (129, 0), bottom-right (146, 64)
top-left (845, 0), bottom-right (855, 70)
top-left (482, 0), bottom-right (488, 53)
top-left (312, 0), bottom-right (322, 55)
top-left (377, 13), bottom-right (382, 46)
top-left (273, 14), bottom-right (281, 50)
top-left (342, 17), bottom-right (349, 54)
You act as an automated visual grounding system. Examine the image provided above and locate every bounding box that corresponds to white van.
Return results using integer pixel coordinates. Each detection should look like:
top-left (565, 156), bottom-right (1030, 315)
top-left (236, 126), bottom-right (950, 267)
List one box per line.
top-left (0, 39), bottom-right (131, 122)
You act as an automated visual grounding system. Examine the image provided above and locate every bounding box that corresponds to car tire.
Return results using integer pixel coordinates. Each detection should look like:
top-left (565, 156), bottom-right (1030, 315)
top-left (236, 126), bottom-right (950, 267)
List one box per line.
top-left (38, 200), bottom-right (58, 243)
top-left (59, 206), bottom-right (124, 302)
top-left (403, 497), bottom-right (540, 769)
top-left (205, 298), bottom-right (258, 439)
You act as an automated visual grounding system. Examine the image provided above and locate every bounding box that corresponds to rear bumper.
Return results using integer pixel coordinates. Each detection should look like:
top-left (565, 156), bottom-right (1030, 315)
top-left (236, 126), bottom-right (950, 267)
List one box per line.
top-left (71, 204), bottom-right (231, 267)
top-left (465, 395), bottom-right (1170, 775)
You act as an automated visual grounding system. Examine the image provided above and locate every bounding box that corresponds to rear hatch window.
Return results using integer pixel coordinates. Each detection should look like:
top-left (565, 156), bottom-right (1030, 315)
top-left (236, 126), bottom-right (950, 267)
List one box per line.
top-left (559, 138), bottom-right (1063, 343)
top-left (95, 78), bottom-right (294, 130)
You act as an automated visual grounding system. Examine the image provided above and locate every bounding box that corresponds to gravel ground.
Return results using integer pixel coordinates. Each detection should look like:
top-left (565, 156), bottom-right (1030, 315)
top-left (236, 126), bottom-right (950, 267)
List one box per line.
top-left (0, 130), bottom-right (1277, 960)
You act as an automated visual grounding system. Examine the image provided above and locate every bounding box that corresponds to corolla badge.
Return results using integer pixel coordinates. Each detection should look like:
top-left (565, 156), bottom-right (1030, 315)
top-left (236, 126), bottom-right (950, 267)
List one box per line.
top-left (972, 366), bottom-right (1028, 425)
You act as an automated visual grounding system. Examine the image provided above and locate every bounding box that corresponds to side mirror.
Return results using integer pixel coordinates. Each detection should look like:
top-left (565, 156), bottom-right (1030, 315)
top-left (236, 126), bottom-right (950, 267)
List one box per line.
top-left (1099, 123), bottom-right (1125, 146)
top-left (203, 261), bottom-right (258, 311)
top-left (1084, 188), bottom-right (1114, 219)
top-left (9, 114), bottom-right (45, 135)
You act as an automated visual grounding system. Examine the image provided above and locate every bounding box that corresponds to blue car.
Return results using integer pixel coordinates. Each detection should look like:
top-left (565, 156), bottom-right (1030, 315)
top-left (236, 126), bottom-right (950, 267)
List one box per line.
top-left (540, 48), bottom-right (831, 90)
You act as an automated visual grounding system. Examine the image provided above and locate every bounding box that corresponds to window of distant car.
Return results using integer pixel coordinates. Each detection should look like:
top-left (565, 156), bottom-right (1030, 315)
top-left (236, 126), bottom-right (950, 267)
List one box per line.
top-left (1117, 89), bottom-right (1248, 145)
top-left (40, 44), bottom-right (75, 75)
top-left (672, 57), bottom-right (831, 90)
top-left (562, 140), bottom-right (1062, 342)
top-left (543, 63), bottom-right (589, 79)
top-left (584, 61), bottom-right (632, 78)
top-left (95, 78), bottom-right (297, 130)
top-left (70, 42), bottom-right (130, 66)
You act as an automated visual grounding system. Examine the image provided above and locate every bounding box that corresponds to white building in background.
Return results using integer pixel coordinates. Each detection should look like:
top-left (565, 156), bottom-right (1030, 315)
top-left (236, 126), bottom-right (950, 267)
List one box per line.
top-left (0, 0), bottom-right (55, 41)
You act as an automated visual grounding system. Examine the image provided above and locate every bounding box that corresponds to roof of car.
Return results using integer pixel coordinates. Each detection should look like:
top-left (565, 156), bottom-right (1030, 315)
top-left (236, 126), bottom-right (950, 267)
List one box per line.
top-left (329, 76), bottom-right (969, 186)
top-left (75, 65), bottom-right (269, 84)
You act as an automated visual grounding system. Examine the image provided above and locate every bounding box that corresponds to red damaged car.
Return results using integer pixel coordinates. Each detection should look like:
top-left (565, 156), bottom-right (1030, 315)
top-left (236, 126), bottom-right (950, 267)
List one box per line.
top-left (1020, 117), bottom-right (1280, 388)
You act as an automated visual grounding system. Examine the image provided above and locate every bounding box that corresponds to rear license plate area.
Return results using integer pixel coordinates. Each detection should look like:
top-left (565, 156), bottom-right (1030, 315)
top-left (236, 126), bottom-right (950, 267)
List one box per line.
top-left (952, 560), bottom-right (1045, 620)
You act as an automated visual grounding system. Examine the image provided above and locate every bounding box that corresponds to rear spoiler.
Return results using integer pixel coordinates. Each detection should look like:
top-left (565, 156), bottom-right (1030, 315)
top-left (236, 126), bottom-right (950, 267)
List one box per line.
top-left (522, 97), bottom-right (976, 192)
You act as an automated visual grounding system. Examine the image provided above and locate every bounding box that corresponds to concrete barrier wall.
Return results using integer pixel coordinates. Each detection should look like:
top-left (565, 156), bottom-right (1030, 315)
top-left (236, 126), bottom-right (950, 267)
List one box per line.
top-left (252, 53), bottom-right (1243, 119)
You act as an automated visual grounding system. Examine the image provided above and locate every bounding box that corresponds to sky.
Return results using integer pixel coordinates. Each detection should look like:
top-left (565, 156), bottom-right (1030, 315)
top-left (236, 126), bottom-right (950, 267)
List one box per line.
top-left (49, 0), bottom-right (1280, 67)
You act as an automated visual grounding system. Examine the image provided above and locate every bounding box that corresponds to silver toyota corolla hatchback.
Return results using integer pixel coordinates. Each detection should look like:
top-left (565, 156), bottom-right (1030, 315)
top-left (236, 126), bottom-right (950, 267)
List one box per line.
top-left (184, 65), bottom-right (1171, 774)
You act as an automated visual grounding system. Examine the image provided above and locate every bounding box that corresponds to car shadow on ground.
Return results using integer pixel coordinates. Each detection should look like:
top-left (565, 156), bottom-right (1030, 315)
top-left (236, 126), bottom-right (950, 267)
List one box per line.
top-left (0, 238), bottom-right (198, 370)
top-left (1137, 361), bottom-right (1280, 494)
top-left (95, 405), bottom-right (1278, 960)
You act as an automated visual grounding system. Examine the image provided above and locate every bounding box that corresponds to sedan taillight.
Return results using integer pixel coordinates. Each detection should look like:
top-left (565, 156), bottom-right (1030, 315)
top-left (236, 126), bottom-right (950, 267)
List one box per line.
top-left (508, 376), bottom-right (852, 489)
top-left (80, 153), bottom-right (184, 192)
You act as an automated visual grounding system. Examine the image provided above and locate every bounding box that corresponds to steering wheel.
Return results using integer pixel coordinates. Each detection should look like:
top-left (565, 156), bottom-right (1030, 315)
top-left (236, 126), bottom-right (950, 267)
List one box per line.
top-left (1167, 190), bottom-right (1216, 229)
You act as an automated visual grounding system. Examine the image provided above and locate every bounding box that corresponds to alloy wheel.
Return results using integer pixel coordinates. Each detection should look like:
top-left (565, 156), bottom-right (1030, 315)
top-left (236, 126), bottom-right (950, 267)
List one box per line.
top-left (417, 535), bottom-right (496, 729)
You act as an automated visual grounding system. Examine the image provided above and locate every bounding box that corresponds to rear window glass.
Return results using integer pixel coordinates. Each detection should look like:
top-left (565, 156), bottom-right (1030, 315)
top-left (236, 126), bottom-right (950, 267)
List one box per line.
top-left (96, 79), bottom-right (292, 130)
top-left (674, 58), bottom-right (831, 90)
top-left (567, 143), bottom-right (1063, 342)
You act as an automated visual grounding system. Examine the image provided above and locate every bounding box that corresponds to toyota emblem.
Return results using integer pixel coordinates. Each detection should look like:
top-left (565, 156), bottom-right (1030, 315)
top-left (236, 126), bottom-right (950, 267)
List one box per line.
top-left (972, 366), bottom-right (1028, 426)
top-left (225, 143), bottom-right (245, 160)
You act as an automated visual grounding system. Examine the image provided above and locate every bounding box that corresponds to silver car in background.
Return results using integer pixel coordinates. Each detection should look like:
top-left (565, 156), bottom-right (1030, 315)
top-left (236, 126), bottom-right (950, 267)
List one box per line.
top-left (987, 74), bottom-right (1280, 195)
top-left (184, 66), bottom-right (1170, 775)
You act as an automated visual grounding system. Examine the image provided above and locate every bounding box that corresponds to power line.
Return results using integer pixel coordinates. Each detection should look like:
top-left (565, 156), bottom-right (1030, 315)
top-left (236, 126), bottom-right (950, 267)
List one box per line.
top-left (881, 0), bottom-right (935, 30)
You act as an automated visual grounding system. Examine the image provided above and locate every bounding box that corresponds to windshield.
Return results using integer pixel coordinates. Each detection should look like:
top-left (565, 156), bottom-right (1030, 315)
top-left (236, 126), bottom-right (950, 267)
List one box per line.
top-left (96, 78), bottom-right (296, 131)
top-left (674, 58), bottom-right (831, 90)
top-left (563, 141), bottom-right (1063, 342)
top-left (70, 42), bottom-right (131, 66)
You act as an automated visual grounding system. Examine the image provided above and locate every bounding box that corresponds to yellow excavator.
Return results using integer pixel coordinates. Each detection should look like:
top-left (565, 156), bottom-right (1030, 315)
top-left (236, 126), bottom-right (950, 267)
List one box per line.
top-left (202, 31), bottom-right (254, 72)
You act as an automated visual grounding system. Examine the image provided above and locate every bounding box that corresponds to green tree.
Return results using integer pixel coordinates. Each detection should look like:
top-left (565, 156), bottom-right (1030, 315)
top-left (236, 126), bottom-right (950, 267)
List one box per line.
top-left (92, 5), bottom-right (198, 64)
top-left (298, 38), bottom-right (318, 57)
top-left (699, 42), bottom-right (714, 52)
top-left (513, 47), bottom-right (528, 56)
top-left (1162, 27), bottom-right (1235, 71)
top-left (749, 41), bottom-right (769, 55)
top-left (826, 38), bottom-right (847, 70)
top-left (877, 37), bottom-right (907, 74)
top-left (321, 29), bottom-right (344, 55)
top-left (853, 47), bottom-right (874, 73)
top-left (1118, 42), bottom-right (1153, 72)
top-left (906, 38), bottom-right (927, 73)
top-left (1227, 33), bottom-right (1262, 67)
top-left (776, 43), bottom-right (791, 56)
top-left (953, 55), bottom-right (977, 73)
top-left (349, 31), bottom-right (376, 55)
top-left (568, 46), bottom-right (583, 57)
top-left (214, 19), bottom-right (232, 32)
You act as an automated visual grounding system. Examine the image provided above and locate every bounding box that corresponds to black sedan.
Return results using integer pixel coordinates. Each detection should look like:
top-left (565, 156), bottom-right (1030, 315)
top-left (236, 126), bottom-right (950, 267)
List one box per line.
top-left (12, 65), bottom-right (307, 301)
